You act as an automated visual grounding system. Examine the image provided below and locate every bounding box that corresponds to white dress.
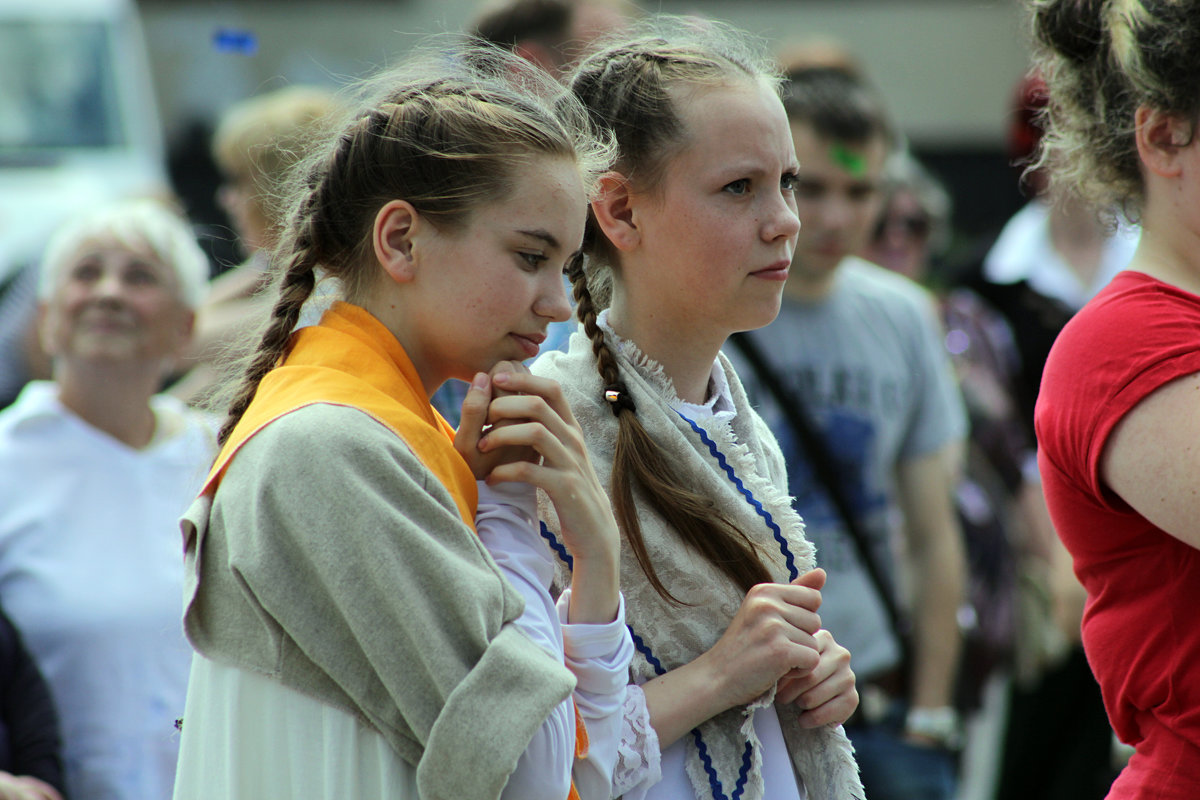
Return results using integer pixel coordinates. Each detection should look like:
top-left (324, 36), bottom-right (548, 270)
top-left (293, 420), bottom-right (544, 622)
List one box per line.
top-left (173, 481), bottom-right (632, 800)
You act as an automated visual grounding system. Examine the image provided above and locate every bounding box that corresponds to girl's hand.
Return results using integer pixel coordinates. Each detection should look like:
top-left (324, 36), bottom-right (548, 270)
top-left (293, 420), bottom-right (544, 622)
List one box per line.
top-left (776, 628), bottom-right (859, 727)
top-left (454, 362), bottom-right (541, 482)
top-left (700, 569), bottom-right (826, 709)
top-left (471, 367), bottom-right (622, 623)
top-left (641, 569), bottom-right (828, 748)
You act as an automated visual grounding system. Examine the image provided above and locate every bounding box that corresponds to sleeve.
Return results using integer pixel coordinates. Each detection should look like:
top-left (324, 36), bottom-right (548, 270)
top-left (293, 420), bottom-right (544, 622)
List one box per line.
top-left (0, 609), bottom-right (64, 794)
top-left (899, 289), bottom-right (968, 460)
top-left (209, 405), bottom-right (576, 800)
top-left (1037, 284), bottom-right (1200, 502)
top-left (611, 684), bottom-right (663, 797)
top-left (475, 481), bottom-right (634, 800)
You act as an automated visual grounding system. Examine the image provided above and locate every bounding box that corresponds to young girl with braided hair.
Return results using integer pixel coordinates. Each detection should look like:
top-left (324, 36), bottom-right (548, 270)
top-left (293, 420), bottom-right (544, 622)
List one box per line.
top-left (172, 43), bottom-right (633, 800)
top-left (1029, 0), bottom-right (1200, 797)
top-left (533, 20), bottom-right (863, 800)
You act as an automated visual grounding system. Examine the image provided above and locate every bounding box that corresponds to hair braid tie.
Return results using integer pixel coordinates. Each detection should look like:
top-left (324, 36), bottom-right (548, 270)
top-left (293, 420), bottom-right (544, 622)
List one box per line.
top-left (603, 382), bottom-right (637, 416)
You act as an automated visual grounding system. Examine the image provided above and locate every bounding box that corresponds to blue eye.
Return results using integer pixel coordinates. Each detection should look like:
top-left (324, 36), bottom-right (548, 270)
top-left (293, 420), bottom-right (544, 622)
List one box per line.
top-left (723, 178), bottom-right (750, 195)
top-left (781, 173), bottom-right (798, 192)
top-left (519, 252), bottom-right (547, 270)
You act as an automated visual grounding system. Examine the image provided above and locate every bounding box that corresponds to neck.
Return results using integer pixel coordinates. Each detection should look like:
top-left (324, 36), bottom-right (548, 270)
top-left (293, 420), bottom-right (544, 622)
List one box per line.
top-left (605, 303), bottom-right (720, 405)
top-left (1128, 221), bottom-right (1200, 296)
top-left (1045, 196), bottom-right (1107, 287)
top-left (54, 362), bottom-right (160, 448)
top-left (1129, 179), bottom-right (1200, 295)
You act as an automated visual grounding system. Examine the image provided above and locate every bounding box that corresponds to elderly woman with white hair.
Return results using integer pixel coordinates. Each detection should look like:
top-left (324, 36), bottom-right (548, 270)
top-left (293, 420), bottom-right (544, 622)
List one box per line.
top-left (0, 199), bottom-right (217, 800)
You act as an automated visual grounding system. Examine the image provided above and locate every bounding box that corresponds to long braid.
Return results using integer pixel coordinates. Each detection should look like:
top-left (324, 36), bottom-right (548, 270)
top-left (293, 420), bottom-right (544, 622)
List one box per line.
top-left (216, 229), bottom-right (318, 446)
top-left (568, 256), bottom-right (772, 605)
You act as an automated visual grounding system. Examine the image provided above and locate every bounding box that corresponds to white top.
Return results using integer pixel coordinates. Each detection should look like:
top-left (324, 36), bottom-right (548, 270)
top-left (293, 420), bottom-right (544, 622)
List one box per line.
top-left (173, 480), bottom-right (633, 800)
top-left (0, 381), bottom-right (217, 800)
top-left (614, 357), bottom-right (805, 800)
top-left (983, 199), bottom-right (1139, 310)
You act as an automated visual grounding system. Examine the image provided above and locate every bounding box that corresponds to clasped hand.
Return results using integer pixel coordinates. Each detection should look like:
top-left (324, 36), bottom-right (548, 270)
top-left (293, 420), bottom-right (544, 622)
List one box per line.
top-left (454, 362), bottom-right (621, 623)
top-left (704, 568), bottom-right (858, 728)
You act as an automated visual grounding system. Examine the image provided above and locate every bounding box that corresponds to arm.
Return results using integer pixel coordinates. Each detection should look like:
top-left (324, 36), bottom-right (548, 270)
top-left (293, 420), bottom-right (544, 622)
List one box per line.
top-left (1100, 371), bottom-right (1200, 549)
top-left (457, 365), bottom-right (621, 625)
top-left (474, 483), bottom-right (633, 800)
top-left (895, 445), bottom-right (967, 720)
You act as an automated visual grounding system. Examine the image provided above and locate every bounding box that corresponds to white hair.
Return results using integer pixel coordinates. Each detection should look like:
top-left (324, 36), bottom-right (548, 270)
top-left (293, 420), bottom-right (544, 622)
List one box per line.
top-left (38, 199), bottom-right (209, 309)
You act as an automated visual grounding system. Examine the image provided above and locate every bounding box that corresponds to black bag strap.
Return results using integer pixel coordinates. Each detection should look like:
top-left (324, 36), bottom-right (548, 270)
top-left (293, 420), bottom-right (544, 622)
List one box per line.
top-left (729, 331), bottom-right (912, 657)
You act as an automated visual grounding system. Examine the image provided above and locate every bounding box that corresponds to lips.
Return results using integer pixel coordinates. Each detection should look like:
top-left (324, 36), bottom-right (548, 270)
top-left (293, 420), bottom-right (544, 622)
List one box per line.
top-left (751, 259), bottom-right (791, 280)
top-left (511, 331), bottom-right (546, 359)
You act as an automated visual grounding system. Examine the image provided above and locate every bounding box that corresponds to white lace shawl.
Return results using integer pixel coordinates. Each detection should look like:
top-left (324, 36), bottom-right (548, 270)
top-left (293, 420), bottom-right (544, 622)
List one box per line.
top-left (534, 321), bottom-right (863, 800)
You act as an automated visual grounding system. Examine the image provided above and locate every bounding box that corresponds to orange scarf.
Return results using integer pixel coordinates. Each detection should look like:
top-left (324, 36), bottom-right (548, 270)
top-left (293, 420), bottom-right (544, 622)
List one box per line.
top-left (205, 301), bottom-right (589, 795)
top-left (202, 301), bottom-right (477, 527)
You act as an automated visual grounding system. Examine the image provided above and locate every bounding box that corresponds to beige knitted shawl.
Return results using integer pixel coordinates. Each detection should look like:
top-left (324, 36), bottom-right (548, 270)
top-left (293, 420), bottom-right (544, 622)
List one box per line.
top-left (534, 323), bottom-right (863, 800)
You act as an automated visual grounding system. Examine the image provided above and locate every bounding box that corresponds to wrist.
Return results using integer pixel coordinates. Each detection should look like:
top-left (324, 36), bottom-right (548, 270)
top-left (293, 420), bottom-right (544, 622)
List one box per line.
top-left (904, 705), bottom-right (961, 750)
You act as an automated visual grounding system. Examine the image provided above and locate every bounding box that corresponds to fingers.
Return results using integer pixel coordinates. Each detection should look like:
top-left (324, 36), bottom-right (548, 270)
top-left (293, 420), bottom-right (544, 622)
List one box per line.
top-left (784, 630), bottom-right (859, 728)
top-left (743, 582), bottom-right (823, 633)
top-left (792, 567), bottom-right (826, 592)
top-left (491, 369), bottom-right (578, 426)
top-left (452, 373), bottom-right (493, 479)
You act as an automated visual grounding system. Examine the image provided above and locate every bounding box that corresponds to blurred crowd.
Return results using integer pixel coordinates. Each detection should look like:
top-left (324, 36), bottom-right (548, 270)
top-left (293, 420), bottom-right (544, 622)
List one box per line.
top-left (0, 0), bottom-right (1177, 798)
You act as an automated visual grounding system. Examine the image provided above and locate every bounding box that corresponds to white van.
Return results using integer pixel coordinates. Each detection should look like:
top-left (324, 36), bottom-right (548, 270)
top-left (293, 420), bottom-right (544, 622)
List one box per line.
top-left (0, 0), bottom-right (166, 401)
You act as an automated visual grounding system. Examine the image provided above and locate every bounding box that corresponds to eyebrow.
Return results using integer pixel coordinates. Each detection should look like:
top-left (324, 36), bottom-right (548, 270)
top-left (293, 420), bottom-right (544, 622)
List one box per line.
top-left (516, 228), bottom-right (561, 251)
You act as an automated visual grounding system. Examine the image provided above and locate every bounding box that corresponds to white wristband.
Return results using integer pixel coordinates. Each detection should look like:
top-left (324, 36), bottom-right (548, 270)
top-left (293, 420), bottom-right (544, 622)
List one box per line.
top-left (904, 706), bottom-right (961, 749)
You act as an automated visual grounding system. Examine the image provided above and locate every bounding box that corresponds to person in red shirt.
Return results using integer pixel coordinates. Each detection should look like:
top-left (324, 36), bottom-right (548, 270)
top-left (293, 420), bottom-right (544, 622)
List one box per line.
top-left (1030, 1), bottom-right (1200, 798)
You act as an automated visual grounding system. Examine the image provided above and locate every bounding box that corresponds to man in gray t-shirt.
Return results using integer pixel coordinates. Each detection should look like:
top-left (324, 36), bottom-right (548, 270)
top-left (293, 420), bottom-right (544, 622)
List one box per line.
top-left (730, 65), bottom-right (968, 800)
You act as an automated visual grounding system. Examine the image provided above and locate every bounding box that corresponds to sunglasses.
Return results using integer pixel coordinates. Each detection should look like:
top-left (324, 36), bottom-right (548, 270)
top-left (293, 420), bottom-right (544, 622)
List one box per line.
top-left (875, 214), bottom-right (931, 241)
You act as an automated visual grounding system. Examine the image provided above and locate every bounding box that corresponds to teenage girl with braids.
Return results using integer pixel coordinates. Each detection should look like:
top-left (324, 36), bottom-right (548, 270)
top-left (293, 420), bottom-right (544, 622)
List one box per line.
top-left (1030, 0), bottom-right (1200, 797)
top-left (533, 20), bottom-right (863, 800)
top-left (171, 44), bottom-right (633, 800)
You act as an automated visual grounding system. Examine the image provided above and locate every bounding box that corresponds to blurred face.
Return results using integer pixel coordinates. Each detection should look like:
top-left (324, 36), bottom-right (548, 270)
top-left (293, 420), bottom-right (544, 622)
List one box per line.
top-left (612, 79), bottom-right (801, 348)
top-left (402, 156), bottom-right (584, 391)
top-left (790, 121), bottom-right (888, 286)
top-left (862, 187), bottom-right (933, 281)
top-left (39, 237), bottom-right (194, 371)
top-left (217, 177), bottom-right (269, 256)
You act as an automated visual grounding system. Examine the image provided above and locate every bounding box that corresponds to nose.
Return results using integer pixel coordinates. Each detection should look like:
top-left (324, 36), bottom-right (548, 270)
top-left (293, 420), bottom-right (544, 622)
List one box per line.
top-left (763, 190), bottom-right (801, 242)
top-left (92, 271), bottom-right (126, 302)
top-left (535, 271), bottom-right (573, 323)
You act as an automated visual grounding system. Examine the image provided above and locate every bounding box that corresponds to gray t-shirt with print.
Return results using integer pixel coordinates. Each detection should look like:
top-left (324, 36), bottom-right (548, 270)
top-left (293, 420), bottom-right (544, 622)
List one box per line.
top-left (727, 256), bottom-right (966, 680)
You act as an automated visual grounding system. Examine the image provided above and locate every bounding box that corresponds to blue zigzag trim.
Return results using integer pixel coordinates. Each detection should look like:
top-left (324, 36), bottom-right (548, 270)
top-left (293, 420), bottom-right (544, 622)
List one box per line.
top-left (676, 412), bottom-right (799, 581)
top-left (539, 521), bottom-right (573, 571)
top-left (539, 475), bottom-right (756, 798)
top-left (632, 622), bottom-right (749, 799)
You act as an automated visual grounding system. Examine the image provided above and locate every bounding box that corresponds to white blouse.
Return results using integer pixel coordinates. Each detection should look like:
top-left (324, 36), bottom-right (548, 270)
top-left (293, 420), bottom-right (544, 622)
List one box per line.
top-left (613, 357), bottom-right (806, 800)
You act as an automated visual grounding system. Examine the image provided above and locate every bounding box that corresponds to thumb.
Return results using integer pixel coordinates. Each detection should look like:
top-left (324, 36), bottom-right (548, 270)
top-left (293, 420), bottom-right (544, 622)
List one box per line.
top-left (454, 373), bottom-right (491, 451)
top-left (792, 567), bottom-right (826, 592)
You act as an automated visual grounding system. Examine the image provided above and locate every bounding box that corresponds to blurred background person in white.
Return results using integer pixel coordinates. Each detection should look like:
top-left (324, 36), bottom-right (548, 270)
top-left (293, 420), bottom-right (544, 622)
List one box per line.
top-left (0, 199), bottom-right (217, 800)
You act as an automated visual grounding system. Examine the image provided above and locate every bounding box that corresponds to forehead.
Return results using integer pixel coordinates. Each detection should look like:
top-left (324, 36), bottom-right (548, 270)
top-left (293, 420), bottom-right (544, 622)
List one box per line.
top-left (471, 156), bottom-right (587, 237)
top-left (670, 79), bottom-right (796, 169)
top-left (790, 120), bottom-right (888, 181)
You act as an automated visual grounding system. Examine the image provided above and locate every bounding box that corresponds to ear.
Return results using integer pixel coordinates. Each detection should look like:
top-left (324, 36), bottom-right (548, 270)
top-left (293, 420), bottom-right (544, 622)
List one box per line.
top-left (590, 172), bottom-right (641, 252)
top-left (513, 41), bottom-right (562, 75)
top-left (373, 200), bottom-right (420, 284)
top-left (32, 300), bottom-right (61, 357)
top-left (1135, 105), bottom-right (1191, 178)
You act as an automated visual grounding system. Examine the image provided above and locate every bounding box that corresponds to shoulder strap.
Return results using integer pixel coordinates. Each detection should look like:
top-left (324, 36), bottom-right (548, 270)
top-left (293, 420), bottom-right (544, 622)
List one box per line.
top-left (729, 331), bottom-right (911, 652)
